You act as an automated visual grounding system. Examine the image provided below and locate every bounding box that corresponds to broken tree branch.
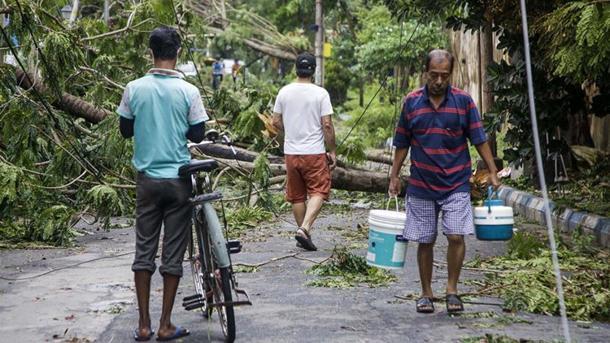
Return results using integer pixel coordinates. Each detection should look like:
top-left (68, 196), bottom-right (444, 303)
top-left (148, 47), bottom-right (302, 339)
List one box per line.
top-left (15, 68), bottom-right (112, 124)
top-left (204, 26), bottom-right (297, 60)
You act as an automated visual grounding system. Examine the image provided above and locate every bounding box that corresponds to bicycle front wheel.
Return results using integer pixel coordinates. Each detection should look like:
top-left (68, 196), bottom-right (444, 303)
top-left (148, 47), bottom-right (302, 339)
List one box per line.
top-left (188, 210), bottom-right (210, 317)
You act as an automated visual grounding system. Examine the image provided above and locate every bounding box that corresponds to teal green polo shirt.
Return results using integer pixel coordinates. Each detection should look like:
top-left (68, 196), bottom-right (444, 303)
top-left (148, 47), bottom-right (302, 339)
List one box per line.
top-left (116, 68), bottom-right (208, 178)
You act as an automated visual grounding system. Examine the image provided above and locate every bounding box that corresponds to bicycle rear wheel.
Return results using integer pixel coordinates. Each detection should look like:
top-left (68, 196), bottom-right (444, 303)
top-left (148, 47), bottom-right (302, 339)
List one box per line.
top-left (196, 205), bottom-right (236, 342)
top-left (212, 266), bottom-right (236, 342)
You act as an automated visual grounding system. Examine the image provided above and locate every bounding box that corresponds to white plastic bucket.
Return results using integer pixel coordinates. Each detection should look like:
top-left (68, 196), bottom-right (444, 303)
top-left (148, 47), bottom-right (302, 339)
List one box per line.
top-left (366, 204), bottom-right (408, 270)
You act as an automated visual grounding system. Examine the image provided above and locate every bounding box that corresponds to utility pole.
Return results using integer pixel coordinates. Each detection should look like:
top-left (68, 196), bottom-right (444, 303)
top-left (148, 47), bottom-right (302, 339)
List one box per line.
top-left (103, 0), bottom-right (110, 25)
top-left (481, 11), bottom-right (497, 158)
top-left (0, 15), bottom-right (5, 65)
top-left (69, 0), bottom-right (80, 26)
top-left (314, 0), bottom-right (324, 86)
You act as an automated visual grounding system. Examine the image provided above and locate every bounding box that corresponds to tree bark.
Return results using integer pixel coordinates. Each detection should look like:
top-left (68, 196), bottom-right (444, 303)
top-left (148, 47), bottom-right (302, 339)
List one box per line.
top-left (364, 151), bottom-right (393, 165)
top-left (15, 68), bottom-right (112, 124)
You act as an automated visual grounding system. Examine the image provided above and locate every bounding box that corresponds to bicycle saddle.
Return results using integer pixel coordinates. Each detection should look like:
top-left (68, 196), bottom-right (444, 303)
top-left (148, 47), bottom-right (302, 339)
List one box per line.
top-left (179, 159), bottom-right (219, 177)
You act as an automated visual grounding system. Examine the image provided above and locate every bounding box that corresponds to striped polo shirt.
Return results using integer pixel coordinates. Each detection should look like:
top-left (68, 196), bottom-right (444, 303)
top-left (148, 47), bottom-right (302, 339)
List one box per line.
top-left (393, 85), bottom-right (487, 200)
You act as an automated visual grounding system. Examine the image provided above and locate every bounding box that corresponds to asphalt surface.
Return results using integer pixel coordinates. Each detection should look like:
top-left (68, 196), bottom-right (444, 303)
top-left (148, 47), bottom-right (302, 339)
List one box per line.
top-left (1, 207), bottom-right (609, 343)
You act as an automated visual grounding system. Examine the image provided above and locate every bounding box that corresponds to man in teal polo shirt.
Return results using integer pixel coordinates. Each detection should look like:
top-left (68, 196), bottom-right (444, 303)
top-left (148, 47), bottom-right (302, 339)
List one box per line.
top-left (117, 26), bottom-right (208, 341)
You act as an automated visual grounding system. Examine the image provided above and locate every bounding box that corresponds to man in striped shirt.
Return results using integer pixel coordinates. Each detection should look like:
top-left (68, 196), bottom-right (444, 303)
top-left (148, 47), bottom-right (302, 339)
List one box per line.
top-left (389, 49), bottom-right (500, 314)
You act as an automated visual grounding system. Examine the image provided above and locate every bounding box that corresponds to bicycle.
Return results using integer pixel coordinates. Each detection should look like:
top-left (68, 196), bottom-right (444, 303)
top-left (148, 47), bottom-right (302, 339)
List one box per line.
top-left (180, 133), bottom-right (251, 342)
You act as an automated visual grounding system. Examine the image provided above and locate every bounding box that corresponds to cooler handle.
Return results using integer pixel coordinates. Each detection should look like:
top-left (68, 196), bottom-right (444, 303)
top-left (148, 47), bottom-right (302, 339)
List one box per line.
top-left (386, 195), bottom-right (399, 212)
top-left (487, 185), bottom-right (498, 213)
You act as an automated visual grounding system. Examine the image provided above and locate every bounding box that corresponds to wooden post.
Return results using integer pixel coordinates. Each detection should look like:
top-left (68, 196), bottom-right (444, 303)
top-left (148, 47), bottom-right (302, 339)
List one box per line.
top-left (314, 0), bottom-right (324, 86)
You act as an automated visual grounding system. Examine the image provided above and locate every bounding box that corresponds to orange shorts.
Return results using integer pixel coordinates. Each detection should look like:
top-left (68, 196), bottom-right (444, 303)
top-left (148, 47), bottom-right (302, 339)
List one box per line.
top-left (285, 154), bottom-right (331, 203)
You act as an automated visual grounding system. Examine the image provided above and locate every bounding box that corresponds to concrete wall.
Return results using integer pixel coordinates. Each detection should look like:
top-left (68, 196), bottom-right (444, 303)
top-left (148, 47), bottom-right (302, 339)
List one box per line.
top-left (497, 186), bottom-right (610, 248)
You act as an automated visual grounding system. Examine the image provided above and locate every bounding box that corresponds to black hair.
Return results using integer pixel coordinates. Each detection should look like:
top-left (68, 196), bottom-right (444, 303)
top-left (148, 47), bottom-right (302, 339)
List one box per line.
top-left (424, 49), bottom-right (454, 73)
top-left (149, 26), bottom-right (181, 60)
top-left (296, 69), bottom-right (315, 78)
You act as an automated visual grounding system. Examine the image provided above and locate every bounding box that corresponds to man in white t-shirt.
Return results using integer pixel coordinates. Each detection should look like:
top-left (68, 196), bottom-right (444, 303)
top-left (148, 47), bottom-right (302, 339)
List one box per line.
top-left (272, 52), bottom-right (336, 251)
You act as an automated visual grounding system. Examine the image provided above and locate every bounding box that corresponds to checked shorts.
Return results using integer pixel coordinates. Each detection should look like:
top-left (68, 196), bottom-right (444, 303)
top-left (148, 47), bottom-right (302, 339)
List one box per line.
top-left (402, 192), bottom-right (474, 243)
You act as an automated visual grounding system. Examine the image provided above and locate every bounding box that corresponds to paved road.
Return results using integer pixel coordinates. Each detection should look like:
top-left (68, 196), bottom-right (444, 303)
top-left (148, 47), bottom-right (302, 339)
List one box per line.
top-left (2, 208), bottom-right (609, 342)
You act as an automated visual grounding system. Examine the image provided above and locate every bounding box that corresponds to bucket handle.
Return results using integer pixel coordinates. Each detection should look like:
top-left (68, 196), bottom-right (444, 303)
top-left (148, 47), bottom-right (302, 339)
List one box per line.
top-left (386, 195), bottom-right (399, 212)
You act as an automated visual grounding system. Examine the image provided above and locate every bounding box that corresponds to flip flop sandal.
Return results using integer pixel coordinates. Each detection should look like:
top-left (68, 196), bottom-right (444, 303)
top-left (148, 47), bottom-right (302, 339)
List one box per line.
top-left (134, 329), bottom-right (154, 342)
top-left (416, 297), bottom-right (435, 313)
top-left (295, 228), bottom-right (317, 251)
top-left (446, 294), bottom-right (464, 313)
top-left (156, 326), bottom-right (190, 341)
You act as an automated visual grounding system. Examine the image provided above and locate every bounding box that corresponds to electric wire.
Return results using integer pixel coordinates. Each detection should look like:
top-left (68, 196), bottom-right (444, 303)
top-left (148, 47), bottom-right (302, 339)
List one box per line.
top-left (337, 21), bottom-right (421, 150)
top-left (169, 0), bottom-right (220, 125)
top-left (0, 250), bottom-right (135, 281)
top-left (519, 1), bottom-right (571, 341)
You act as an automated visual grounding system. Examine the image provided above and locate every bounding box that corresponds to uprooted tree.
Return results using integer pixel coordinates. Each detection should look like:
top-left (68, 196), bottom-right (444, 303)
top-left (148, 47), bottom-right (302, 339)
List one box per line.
top-left (0, 0), bottom-right (408, 246)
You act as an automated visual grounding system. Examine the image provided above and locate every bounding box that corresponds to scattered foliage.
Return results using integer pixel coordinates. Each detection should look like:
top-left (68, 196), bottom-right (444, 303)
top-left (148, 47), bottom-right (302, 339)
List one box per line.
top-left (86, 185), bottom-right (127, 230)
top-left (460, 333), bottom-right (551, 343)
top-left (306, 246), bottom-right (397, 288)
top-left (233, 265), bottom-right (259, 273)
top-left (226, 206), bottom-right (272, 237)
top-left (469, 231), bottom-right (610, 322)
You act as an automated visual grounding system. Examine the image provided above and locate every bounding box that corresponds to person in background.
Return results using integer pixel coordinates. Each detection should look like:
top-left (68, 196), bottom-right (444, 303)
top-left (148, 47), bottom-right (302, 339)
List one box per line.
top-left (388, 49), bottom-right (500, 314)
top-left (117, 26), bottom-right (208, 341)
top-left (231, 58), bottom-right (241, 86)
top-left (272, 52), bottom-right (336, 251)
top-left (212, 57), bottom-right (224, 90)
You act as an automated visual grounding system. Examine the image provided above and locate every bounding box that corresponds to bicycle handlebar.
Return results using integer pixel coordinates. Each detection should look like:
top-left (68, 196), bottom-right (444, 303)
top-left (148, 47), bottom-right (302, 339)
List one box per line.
top-left (187, 130), bottom-right (233, 149)
top-left (187, 130), bottom-right (239, 161)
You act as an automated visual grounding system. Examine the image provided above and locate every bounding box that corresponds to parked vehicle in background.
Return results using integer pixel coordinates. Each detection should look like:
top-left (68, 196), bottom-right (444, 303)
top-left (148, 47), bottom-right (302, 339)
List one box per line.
top-left (177, 61), bottom-right (197, 77)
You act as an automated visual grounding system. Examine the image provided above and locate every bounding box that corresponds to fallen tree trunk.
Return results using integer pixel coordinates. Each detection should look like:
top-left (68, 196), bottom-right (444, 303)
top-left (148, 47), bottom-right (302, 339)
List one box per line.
top-left (365, 151), bottom-right (393, 165)
top-left (191, 146), bottom-right (407, 194)
top-left (194, 143), bottom-right (284, 164)
top-left (194, 142), bottom-right (370, 171)
top-left (15, 68), bottom-right (112, 124)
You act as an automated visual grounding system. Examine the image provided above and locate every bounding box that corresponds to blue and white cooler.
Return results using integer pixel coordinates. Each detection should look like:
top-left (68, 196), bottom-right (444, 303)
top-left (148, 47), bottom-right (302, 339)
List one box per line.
top-left (474, 187), bottom-right (514, 241)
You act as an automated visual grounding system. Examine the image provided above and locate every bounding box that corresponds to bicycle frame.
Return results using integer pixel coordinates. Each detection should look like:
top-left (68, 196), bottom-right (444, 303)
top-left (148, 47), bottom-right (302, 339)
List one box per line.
top-left (198, 201), bottom-right (230, 268)
top-left (189, 170), bottom-right (230, 266)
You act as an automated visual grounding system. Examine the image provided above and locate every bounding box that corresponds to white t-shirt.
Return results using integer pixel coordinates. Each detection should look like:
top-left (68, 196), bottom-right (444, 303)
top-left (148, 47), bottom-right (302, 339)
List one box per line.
top-left (273, 82), bottom-right (333, 155)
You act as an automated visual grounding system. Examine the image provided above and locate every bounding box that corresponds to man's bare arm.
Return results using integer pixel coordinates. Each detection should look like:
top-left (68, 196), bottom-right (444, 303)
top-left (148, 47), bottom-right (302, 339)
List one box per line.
top-left (388, 147), bottom-right (409, 196)
top-left (321, 115), bottom-right (337, 170)
top-left (272, 112), bottom-right (284, 133)
top-left (321, 115), bottom-right (336, 153)
top-left (475, 141), bottom-right (500, 189)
